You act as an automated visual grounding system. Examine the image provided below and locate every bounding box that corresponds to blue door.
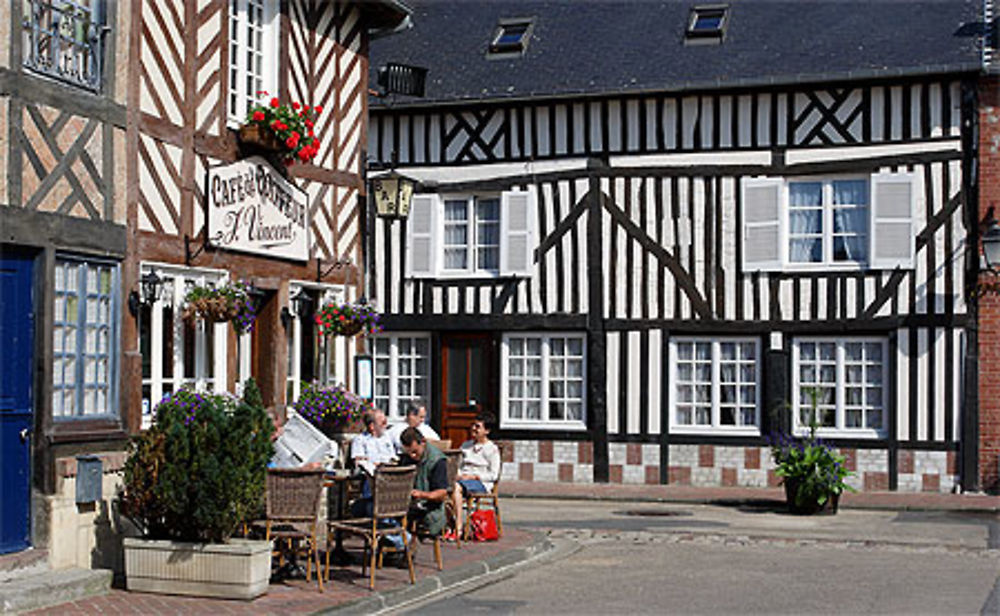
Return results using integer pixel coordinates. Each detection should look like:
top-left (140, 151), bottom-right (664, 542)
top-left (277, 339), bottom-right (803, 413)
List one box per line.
top-left (0, 251), bottom-right (34, 554)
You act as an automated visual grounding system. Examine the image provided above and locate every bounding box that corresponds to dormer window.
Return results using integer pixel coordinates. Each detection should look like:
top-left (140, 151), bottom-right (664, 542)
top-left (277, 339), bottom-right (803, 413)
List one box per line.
top-left (686, 4), bottom-right (729, 44)
top-left (489, 19), bottom-right (533, 56)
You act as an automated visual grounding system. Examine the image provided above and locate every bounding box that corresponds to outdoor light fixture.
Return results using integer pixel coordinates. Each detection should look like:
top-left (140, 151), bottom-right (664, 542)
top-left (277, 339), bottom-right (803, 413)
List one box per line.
top-left (372, 170), bottom-right (417, 218)
top-left (291, 287), bottom-right (311, 317)
top-left (982, 208), bottom-right (1000, 273)
top-left (128, 270), bottom-right (163, 316)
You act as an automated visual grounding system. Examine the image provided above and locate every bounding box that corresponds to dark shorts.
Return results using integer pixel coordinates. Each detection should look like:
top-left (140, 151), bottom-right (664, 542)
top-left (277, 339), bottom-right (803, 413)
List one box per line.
top-left (457, 478), bottom-right (488, 496)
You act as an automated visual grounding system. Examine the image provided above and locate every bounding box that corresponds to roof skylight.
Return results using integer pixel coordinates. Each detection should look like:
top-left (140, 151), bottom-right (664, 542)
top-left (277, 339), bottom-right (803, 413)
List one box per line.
top-left (489, 19), bottom-right (533, 55)
top-left (686, 4), bottom-right (729, 43)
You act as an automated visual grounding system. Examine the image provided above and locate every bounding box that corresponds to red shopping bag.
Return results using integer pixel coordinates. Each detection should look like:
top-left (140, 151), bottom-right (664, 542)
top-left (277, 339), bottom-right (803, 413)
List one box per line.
top-left (470, 509), bottom-right (499, 541)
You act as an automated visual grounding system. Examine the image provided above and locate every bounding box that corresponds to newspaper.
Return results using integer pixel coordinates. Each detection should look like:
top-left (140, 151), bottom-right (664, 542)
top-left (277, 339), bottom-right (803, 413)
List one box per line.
top-left (270, 409), bottom-right (339, 469)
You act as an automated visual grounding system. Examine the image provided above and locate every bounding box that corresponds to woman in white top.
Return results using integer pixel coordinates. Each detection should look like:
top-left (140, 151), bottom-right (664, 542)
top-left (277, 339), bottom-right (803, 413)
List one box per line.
top-left (450, 412), bottom-right (501, 540)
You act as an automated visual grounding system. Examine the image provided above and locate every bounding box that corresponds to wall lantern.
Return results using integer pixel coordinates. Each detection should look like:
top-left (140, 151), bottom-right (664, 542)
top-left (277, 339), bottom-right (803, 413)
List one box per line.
top-left (128, 270), bottom-right (163, 316)
top-left (372, 170), bottom-right (416, 219)
top-left (982, 211), bottom-right (1000, 273)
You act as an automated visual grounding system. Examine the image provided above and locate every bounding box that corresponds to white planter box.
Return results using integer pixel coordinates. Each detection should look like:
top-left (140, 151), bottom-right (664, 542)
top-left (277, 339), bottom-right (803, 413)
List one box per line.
top-left (124, 537), bottom-right (271, 600)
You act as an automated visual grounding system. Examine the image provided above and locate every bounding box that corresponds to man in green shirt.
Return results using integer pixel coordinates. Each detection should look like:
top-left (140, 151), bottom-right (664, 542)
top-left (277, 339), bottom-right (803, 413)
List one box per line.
top-left (399, 427), bottom-right (448, 536)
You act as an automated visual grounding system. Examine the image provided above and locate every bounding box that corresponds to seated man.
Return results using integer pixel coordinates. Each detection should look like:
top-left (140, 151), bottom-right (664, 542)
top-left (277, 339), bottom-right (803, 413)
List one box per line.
top-left (350, 408), bottom-right (396, 516)
top-left (351, 408), bottom-right (396, 471)
top-left (398, 427), bottom-right (448, 537)
top-left (387, 400), bottom-right (441, 453)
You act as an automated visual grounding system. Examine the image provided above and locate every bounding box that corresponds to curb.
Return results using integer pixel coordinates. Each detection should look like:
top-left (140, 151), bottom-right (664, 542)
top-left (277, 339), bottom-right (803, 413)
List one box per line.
top-left (317, 531), bottom-right (556, 615)
top-left (499, 490), bottom-right (1000, 514)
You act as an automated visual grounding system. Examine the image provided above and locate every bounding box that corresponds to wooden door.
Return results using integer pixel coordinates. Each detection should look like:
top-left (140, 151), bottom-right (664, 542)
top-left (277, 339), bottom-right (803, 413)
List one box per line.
top-left (440, 334), bottom-right (493, 446)
top-left (0, 251), bottom-right (33, 553)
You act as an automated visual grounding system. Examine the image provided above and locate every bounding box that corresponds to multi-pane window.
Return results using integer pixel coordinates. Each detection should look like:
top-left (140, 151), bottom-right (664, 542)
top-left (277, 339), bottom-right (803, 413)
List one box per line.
top-left (228, 0), bottom-right (277, 124)
top-left (793, 338), bottom-right (886, 435)
top-left (442, 197), bottom-right (501, 273)
top-left (502, 334), bottom-right (586, 428)
top-left (371, 335), bottom-right (430, 420)
top-left (139, 265), bottom-right (227, 428)
top-left (788, 179), bottom-right (868, 265)
top-left (670, 338), bottom-right (759, 432)
top-left (53, 257), bottom-right (118, 418)
top-left (22, 0), bottom-right (104, 91)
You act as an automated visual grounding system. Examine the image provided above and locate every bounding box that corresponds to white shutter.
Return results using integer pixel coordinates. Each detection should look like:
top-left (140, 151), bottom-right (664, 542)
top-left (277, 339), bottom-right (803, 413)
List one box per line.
top-left (741, 177), bottom-right (784, 272)
top-left (406, 194), bottom-right (441, 277)
top-left (870, 172), bottom-right (916, 270)
top-left (500, 190), bottom-right (536, 277)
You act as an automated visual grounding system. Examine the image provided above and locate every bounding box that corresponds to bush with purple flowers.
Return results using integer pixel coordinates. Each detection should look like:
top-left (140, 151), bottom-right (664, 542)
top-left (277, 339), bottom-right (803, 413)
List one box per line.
top-left (293, 381), bottom-right (371, 434)
top-left (119, 379), bottom-right (273, 543)
top-left (770, 388), bottom-right (855, 513)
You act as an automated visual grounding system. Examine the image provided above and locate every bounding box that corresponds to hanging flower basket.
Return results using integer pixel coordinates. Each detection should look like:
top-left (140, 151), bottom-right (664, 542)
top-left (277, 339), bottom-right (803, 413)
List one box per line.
top-left (183, 280), bottom-right (257, 334)
top-left (238, 92), bottom-right (322, 166)
top-left (315, 300), bottom-right (381, 338)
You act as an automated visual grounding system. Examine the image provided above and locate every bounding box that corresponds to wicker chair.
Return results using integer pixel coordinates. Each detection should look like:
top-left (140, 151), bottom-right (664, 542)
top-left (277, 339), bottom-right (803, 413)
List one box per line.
top-left (326, 466), bottom-right (417, 590)
top-left (265, 468), bottom-right (326, 592)
top-left (462, 442), bottom-right (506, 541)
top-left (442, 449), bottom-right (464, 549)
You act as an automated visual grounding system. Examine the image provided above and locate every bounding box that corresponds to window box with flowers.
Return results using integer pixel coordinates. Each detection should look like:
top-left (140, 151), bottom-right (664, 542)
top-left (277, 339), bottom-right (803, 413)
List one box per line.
top-left (315, 301), bottom-right (381, 338)
top-left (238, 93), bottom-right (322, 166)
top-left (182, 280), bottom-right (256, 334)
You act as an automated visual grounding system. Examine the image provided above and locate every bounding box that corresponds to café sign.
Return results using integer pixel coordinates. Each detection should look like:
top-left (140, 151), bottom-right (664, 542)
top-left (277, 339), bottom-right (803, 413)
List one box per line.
top-left (207, 156), bottom-right (309, 261)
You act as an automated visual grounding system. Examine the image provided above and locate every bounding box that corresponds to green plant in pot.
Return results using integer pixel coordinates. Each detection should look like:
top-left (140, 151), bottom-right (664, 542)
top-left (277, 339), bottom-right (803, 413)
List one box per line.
top-left (770, 388), bottom-right (856, 515)
top-left (118, 379), bottom-right (275, 599)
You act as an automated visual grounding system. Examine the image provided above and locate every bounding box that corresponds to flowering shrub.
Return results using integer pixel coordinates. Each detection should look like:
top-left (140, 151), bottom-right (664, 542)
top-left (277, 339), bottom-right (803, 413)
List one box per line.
top-left (770, 389), bottom-right (855, 512)
top-left (183, 280), bottom-right (256, 334)
top-left (293, 382), bottom-right (371, 434)
top-left (315, 300), bottom-right (381, 337)
top-left (119, 380), bottom-right (273, 543)
top-left (245, 91), bottom-right (321, 164)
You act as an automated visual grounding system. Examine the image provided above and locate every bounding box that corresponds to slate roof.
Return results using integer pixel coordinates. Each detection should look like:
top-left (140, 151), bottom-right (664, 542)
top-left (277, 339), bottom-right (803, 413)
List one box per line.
top-left (368, 0), bottom-right (983, 108)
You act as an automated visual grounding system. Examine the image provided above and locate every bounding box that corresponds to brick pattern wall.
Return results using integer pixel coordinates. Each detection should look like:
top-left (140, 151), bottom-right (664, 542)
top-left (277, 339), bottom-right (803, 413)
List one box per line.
top-left (980, 74), bottom-right (1000, 493)
top-left (501, 441), bottom-right (958, 493)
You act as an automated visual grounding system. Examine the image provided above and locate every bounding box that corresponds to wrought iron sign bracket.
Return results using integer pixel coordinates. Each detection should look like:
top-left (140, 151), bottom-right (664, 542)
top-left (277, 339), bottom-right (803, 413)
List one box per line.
top-left (185, 234), bottom-right (207, 266)
top-left (316, 255), bottom-right (353, 281)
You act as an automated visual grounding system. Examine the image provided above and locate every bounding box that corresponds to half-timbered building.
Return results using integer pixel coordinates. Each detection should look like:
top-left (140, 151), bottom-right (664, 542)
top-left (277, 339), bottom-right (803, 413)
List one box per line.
top-left (1, 0), bottom-right (408, 575)
top-left (366, 0), bottom-right (994, 492)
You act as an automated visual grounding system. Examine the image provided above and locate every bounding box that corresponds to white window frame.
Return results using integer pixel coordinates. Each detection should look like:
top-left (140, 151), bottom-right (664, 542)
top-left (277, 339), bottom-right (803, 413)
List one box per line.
top-left (786, 176), bottom-right (870, 270)
top-left (370, 333), bottom-right (431, 421)
top-left (227, 0), bottom-right (279, 126)
top-left (791, 337), bottom-right (889, 439)
top-left (53, 254), bottom-right (120, 420)
top-left (668, 337), bottom-right (761, 435)
top-left (439, 194), bottom-right (502, 278)
top-left (139, 263), bottom-right (228, 429)
top-left (500, 332), bottom-right (587, 431)
top-left (285, 281), bottom-right (346, 403)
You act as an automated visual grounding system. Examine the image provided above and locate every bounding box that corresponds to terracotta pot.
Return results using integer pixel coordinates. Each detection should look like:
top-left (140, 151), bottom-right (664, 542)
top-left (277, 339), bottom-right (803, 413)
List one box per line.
top-left (783, 478), bottom-right (840, 515)
top-left (238, 123), bottom-right (284, 152)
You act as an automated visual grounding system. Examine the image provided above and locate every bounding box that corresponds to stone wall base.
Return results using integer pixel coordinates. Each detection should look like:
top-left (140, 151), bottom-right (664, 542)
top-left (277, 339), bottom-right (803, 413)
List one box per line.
top-left (500, 440), bottom-right (959, 493)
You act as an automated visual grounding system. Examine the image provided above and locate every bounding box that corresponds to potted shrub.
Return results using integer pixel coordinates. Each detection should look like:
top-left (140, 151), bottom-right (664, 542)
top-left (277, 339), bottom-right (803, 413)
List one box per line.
top-left (119, 380), bottom-right (274, 599)
top-left (770, 389), bottom-right (855, 515)
top-left (314, 300), bottom-right (381, 338)
top-left (239, 92), bottom-right (322, 166)
top-left (292, 381), bottom-right (371, 438)
top-left (182, 279), bottom-right (256, 334)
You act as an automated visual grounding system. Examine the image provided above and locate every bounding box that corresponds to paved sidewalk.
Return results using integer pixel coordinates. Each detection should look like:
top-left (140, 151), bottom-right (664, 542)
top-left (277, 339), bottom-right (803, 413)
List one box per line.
top-left (26, 529), bottom-right (541, 616)
top-left (500, 480), bottom-right (1000, 512)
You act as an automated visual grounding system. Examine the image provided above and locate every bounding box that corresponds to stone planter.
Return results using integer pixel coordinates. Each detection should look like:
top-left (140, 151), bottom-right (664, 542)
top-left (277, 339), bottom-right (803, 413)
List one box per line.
top-left (124, 537), bottom-right (270, 600)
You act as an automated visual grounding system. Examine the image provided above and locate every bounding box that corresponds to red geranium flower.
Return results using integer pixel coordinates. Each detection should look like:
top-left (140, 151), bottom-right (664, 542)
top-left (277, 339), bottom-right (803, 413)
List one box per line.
top-left (292, 102), bottom-right (300, 110)
top-left (270, 97), bottom-right (280, 108)
top-left (252, 110), bottom-right (265, 122)
top-left (314, 105), bottom-right (323, 114)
